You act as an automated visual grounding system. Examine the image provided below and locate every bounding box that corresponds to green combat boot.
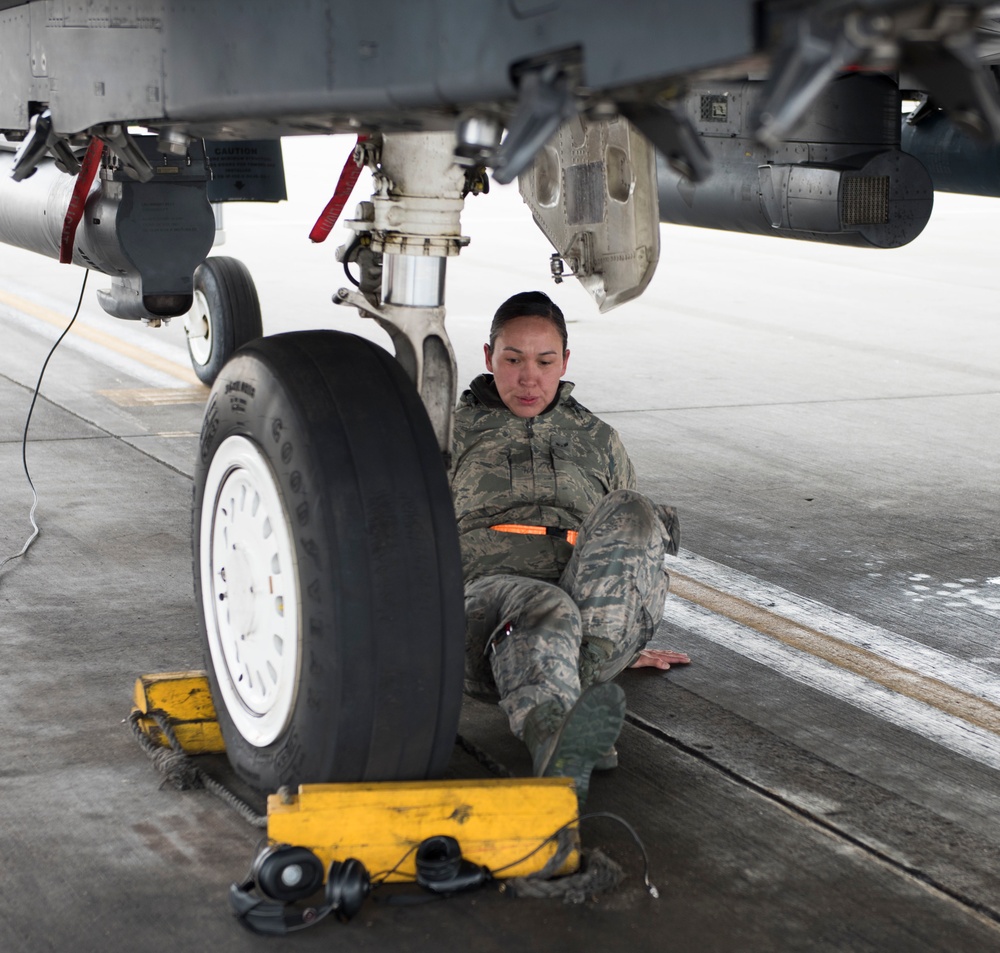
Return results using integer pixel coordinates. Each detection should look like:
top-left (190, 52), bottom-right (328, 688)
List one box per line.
top-left (577, 642), bottom-right (620, 772)
top-left (522, 683), bottom-right (626, 805)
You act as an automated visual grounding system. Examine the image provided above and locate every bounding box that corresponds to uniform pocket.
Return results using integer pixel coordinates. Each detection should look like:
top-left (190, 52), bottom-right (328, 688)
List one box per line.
top-left (550, 435), bottom-right (608, 515)
top-left (452, 444), bottom-right (516, 516)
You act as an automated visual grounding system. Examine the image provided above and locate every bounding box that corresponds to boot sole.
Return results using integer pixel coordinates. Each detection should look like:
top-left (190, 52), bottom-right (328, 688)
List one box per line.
top-left (538, 683), bottom-right (626, 804)
top-left (594, 745), bottom-right (619, 771)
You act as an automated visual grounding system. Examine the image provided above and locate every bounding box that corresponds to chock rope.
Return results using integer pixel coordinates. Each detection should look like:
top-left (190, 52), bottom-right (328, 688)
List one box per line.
top-left (454, 733), bottom-right (643, 902)
top-left (454, 732), bottom-right (515, 778)
top-left (505, 844), bottom-right (624, 903)
top-left (127, 708), bottom-right (267, 828)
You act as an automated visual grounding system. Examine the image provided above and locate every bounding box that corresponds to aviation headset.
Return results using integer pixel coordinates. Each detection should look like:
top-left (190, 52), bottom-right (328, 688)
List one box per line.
top-left (230, 835), bottom-right (490, 935)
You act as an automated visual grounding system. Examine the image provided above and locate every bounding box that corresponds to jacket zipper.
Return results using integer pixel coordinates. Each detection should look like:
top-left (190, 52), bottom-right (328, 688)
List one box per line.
top-left (525, 416), bottom-right (536, 498)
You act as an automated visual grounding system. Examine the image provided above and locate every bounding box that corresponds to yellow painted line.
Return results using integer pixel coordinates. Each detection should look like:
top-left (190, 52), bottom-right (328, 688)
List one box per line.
top-left (99, 387), bottom-right (207, 407)
top-left (670, 572), bottom-right (1000, 736)
top-left (0, 286), bottom-right (202, 386)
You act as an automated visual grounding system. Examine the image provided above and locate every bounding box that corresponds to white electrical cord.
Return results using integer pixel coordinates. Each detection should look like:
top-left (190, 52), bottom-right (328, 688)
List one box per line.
top-left (0, 269), bottom-right (89, 579)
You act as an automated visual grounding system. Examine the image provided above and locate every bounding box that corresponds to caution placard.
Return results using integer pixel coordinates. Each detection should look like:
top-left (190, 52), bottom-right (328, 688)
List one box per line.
top-left (205, 139), bottom-right (287, 203)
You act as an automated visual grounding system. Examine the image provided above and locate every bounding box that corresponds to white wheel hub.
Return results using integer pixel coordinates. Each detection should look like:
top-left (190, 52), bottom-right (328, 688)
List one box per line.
top-left (199, 435), bottom-right (301, 746)
top-left (185, 288), bottom-right (213, 367)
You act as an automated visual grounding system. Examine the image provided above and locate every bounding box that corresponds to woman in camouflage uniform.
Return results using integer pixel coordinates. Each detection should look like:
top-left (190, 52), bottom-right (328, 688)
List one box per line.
top-left (450, 290), bottom-right (688, 803)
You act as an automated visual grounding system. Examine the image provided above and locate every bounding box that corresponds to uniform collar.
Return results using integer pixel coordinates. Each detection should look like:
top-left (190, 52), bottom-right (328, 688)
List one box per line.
top-left (468, 374), bottom-right (575, 414)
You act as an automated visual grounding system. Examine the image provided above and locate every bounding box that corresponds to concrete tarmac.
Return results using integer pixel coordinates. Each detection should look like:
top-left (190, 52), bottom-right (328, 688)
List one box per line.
top-left (1, 138), bottom-right (998, 952)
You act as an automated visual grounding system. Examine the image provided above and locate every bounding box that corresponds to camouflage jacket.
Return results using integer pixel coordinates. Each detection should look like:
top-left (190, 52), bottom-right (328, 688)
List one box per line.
top-left (450, 374), bottom-right (636, 583)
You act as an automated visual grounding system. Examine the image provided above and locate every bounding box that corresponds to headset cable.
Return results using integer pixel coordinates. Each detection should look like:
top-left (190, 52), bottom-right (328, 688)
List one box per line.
top-left (0, 268), bottom-right (90, 580)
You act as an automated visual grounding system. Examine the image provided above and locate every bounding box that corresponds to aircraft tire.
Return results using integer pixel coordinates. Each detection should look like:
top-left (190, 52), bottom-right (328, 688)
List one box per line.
top-left (192, 330), bottom-right (465, 791)
top-left (185, 256), bottom-right (264, 385)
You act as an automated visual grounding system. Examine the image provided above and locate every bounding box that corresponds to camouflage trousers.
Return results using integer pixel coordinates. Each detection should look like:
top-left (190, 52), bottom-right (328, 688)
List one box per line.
top-left (463, 489), bottom-right (676, 738)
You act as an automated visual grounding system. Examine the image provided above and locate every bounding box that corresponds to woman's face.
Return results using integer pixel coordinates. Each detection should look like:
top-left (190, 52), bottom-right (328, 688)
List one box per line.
top-left (484, 314), bottom-right (569, 418)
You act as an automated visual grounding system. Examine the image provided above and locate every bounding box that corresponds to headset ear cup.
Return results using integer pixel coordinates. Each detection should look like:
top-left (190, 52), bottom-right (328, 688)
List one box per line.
top-left (326, 858), bottom-right (371, 921)
top-left (230, 881), bottom-right (299, 936)
top-left (415, 835), bottom-right (462, 886)
top-left (253, 845), bottom-right (326, 903)
top-left (415, 835), bottom-right (490, 895)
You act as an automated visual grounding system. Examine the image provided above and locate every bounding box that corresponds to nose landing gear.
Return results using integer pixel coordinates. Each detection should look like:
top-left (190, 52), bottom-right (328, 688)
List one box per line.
top-left (193, 132), bottom-right (472, 791)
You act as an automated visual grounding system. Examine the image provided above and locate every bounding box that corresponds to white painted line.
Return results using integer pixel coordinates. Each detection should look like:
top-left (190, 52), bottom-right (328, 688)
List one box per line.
top-left (666, 596), bottom-right (1000, 772)
top-left (664, 552), bottom-right (1000, 770)
top-left (668, 552), bottom-right (1000, 705)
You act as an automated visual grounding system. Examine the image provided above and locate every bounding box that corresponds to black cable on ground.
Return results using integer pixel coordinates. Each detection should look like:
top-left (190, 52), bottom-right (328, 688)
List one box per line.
top-left (0, 269), bottom-right (89, 580)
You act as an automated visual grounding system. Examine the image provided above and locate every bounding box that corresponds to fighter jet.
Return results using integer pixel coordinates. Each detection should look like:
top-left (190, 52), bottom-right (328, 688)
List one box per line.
top-left (0, 0), bottom-right (997, 792)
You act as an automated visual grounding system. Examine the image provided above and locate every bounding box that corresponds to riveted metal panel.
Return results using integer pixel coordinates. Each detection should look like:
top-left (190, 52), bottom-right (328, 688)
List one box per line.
top-left (0, 1), bottom-right (757, 138)
top-left (520, 114), bottom-right (659, 312)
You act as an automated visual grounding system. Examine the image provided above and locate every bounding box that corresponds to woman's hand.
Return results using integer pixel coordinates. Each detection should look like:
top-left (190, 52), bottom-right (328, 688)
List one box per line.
top-left (629, 648), bottom-right (691, 670)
